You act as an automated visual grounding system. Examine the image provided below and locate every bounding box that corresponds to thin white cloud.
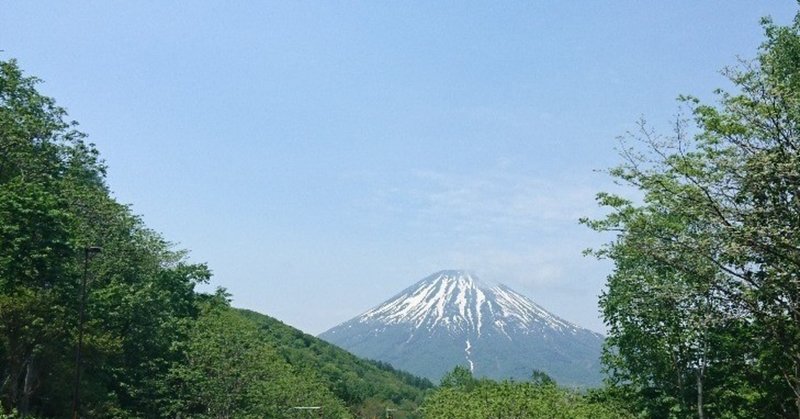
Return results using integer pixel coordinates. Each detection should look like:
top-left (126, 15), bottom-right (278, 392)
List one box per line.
top-left (398, 166), bottom-right (608, 235)
top-left (349, 162), bottom-right (621, 333)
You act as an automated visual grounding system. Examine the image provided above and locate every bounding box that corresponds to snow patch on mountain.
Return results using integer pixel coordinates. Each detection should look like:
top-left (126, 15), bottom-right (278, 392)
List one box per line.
top-left (357, 270), bottom-right (583, 339)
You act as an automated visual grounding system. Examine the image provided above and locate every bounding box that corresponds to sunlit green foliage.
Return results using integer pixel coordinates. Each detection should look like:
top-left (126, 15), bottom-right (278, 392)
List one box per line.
top-left (166, 301), bottom-right (350, 418)
top-left (238, 309), bottom-right (432, 418)
top-left (584, 12), bottom-right (800, 418)
top-left (423, 367), bottom-right (629, 418)
top-left (0, 58), bottom-right (212, 417)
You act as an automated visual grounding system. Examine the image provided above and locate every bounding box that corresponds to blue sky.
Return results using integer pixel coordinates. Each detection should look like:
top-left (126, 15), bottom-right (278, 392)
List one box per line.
top-left (2, 2), bottom-right (796, 334)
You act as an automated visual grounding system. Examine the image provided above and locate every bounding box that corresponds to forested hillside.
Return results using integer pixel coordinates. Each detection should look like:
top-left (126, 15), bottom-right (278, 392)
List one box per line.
top-left (167, 299), bottom-right (352, 418)
top-left (238, 309), bottom-right (433, 417)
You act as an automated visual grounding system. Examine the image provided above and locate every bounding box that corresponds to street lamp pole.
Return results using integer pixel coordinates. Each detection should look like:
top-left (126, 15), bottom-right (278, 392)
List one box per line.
top-left (71, 246), bottom-right (101, 419)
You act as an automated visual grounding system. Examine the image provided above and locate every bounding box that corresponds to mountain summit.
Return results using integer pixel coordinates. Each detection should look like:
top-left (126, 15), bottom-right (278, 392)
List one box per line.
top-left (319, 270), bottom-right (604, 386)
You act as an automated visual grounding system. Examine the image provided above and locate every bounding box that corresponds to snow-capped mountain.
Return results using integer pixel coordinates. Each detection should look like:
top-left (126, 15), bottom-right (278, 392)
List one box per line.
top-left (319, 270), bottom-right (604, 386)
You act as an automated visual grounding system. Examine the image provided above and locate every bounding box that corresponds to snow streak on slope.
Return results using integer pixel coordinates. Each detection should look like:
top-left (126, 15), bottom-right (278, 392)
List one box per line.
top-left (465, 339), bottom-right (474, 372)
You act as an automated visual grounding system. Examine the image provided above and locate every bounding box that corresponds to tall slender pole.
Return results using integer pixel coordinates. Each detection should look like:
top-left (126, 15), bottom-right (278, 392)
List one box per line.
top-left (71, 247), bottom-right (100, 419)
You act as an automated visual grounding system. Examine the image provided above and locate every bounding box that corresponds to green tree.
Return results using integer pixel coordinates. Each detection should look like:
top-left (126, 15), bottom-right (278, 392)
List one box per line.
top-left (0, 59), bottom-right (85, 416)
top-left (530, 369), bottom-right (555, 387)
top-left (584, 12), bottom-right (800, 418)
top-left (439, 365), bottom-right (477, 390)
top-left (0, 58), bottom-right (211, 417)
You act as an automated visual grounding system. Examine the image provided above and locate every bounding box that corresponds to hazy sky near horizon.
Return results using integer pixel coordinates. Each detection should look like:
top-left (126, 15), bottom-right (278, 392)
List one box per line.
top-left (2, 2), bottom-right (796, 334)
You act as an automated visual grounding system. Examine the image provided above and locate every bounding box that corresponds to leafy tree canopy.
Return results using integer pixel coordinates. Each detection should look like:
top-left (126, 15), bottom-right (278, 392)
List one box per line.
top-left (584, 11), bottom-right (800, 418)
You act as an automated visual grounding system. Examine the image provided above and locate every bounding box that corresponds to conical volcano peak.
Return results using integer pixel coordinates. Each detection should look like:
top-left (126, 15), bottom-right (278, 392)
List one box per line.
top-left (320, 270), bottom-right (604, 386)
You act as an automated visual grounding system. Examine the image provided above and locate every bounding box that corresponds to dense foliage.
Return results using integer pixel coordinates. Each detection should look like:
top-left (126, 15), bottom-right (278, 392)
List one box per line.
top-left (422, 366), bottom-right (629, 418)
top-left (584, 13), bottom-right (800, 418)
top-left (0, 59), bottom-right (431, 418)
top-left (0, 57), bottom-right (214, 417)
top-left (167, 301), bottom-right (350, 418)
top-left (238, 309), bottom-right (433, 418)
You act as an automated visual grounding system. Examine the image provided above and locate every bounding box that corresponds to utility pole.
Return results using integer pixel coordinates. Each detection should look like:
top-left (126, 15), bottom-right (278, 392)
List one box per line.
top-left (71, 246), bottom-right (102, 419)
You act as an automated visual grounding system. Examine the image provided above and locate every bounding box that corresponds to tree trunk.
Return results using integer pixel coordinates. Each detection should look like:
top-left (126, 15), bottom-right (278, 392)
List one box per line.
top-left (19, 355), bottom-right (35, 417)
top-left (697, 334), bottom-right (707, 419)
top-left (696, 369), bottom-right (704, 419)
top-left (7, 360), bottom-right (20, 411)
top-left (795, 358), bottom-right (800, 419)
